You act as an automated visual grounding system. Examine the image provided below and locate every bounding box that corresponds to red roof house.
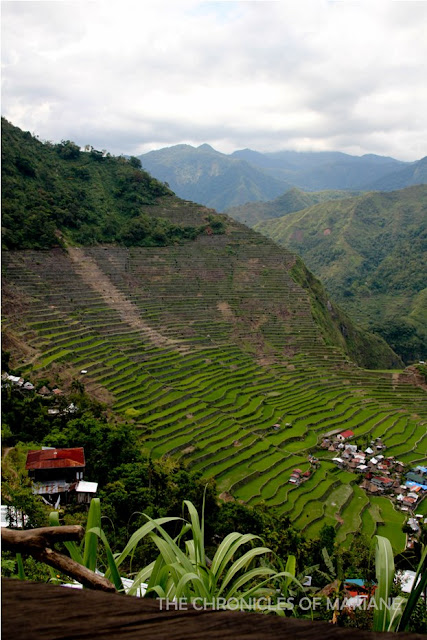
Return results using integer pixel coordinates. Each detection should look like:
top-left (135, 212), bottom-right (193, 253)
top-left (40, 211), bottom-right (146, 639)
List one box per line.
top-left (26, 448), bottom-right (85, 471)
top-left (25, 448), bottom-right (98, 507)
top-left (371, 476), bottom-right (393, 490)
top-left (26, 448), bottom-right (86, 506)
top-left (337, 430), bottom-right (354, 441)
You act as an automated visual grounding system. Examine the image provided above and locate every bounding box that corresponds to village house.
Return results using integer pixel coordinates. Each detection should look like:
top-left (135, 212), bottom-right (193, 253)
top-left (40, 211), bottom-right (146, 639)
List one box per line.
top-left (289, 468), bottom-right (303, 484)
top-left (288, 468), bottom-right (312, 485)
top-left (406, 470), bottom-right (427, 487)
top-left (371, 476), bottom-right (394, 492)
top-left (360, 479), bottom-right (382, 494)
top-left (38, 385), bottom-right (51, 396)
top-left (332, 457), bottom-right (345, 468)
top-left (25, 447), bottom-right (97, 507)
top-left (336, 429), bottom-right (354, 442)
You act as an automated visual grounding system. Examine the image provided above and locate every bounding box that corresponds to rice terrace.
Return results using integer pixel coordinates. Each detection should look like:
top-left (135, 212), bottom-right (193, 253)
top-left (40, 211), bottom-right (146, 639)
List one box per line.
top-left (3, 204), bottom-right (426, 553)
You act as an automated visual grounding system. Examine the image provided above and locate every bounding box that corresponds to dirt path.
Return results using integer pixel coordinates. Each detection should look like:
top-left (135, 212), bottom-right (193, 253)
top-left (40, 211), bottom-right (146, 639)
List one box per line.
top-left (67, 248), bottom-right (190, 353)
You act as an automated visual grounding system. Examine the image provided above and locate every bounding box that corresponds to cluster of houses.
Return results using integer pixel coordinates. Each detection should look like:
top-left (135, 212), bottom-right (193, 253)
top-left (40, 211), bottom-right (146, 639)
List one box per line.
top-left (321, 430), bottom-right (427, 545)
top-left (288, 454), bottom-right (319, 485)
top-left (1, 372), bottom-right (35, 392)
top-left (2, 373), bottom-right (78, 416)
top-left (25, 447), bottom-right (98, 508)
top-left (2, 372), bottom-right (65, 398)
top-left (288, 467), bottom-right (312, 485)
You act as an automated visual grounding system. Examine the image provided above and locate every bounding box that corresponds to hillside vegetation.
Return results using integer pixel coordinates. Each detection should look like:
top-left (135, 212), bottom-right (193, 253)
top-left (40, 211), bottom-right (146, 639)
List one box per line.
top-left (1, 118), bottom-right (225, 250)
top-left (3, 121), bottom-right (425, 553)
top-left (255, 186), bottom-right (427, 363)
top-left (225, 187), bottom-right (360, 227)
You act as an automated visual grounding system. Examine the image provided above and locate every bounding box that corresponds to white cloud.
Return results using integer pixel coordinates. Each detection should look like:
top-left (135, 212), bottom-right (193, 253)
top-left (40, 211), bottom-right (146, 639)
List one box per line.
top-left (2, 0), bottom-right (426, 160)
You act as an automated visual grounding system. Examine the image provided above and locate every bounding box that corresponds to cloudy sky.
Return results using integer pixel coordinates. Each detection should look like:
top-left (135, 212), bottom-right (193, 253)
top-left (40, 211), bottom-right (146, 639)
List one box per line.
top-left (2, 1), bottom-right (427, 160)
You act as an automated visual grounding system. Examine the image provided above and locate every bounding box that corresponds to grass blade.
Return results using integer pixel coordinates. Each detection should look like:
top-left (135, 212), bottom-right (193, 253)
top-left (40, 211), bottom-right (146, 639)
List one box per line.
top-left (49, 510), bottom-right (83, 563)
top-left (16, 553), bottom-right (25, 580)
top-left (373, 535), bottom-right (394, 631)
top-left (112, 516), bottom-right (181, 571)
top-left (83, 498), bottom-right (101, 572)
top-left (88, 526), bottom-right (123, 592)
top-left (217, 546), bottom-right (272, 596)
top-left (283, 555), bottom-right (296, 596)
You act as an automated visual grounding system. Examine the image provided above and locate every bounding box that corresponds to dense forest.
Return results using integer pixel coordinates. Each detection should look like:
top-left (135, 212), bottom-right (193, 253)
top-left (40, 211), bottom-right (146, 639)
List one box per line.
top-left (1, 118), bottom-right (225, 250)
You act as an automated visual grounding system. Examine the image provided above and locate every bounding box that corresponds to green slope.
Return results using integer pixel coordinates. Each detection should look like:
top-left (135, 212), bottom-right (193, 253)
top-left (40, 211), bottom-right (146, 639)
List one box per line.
top-left (3, 237), bottom-right (425, 554)
top-left (225, 187), bottom-right (361, 227)
top-left (3, 121), bottom-right (423, 554)
top-left (255, 186), bottom-right (427, 363)
top-left (1, 118), bottom-right (225, 250)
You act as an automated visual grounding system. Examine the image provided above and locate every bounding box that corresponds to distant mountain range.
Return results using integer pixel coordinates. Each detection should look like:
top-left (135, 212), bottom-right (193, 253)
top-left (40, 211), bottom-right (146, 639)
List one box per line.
top-left (253, 185), bottom-right (427, 364)
top-left (139, 144), bottom-right (427, 211)
top-left (138, 144), bottom-right (290, 212)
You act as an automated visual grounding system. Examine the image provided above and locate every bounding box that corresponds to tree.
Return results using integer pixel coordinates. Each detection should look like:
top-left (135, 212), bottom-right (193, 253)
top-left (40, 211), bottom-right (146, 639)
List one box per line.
top-left (56, 140), bottom-right (80, 160)
top-left (42, 415), bottom-right (142, 486)
top-left (129, 156), bottom-right (142, 169)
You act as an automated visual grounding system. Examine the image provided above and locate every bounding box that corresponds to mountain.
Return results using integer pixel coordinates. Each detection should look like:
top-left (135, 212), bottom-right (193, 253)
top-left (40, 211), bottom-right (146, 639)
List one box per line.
top-left (225, 187), bottom-right (360, 227)
top-left (3, 121), bottom-right (427, 551)
top-left (232, 149), bottom-right (407, 191)
top-left (255, 186), bottom-right (427, 363)
top-left (138, 144), bottom-right (290, 211)
top-left (139, 143), bottom-right (426, 211)
top-left (365, 156), bottom-right (427, 191)
top-left (1, 118), bottom-right (228, 250)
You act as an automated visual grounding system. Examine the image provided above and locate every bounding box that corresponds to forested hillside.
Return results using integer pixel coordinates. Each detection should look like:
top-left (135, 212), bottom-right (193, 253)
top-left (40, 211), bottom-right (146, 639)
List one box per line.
top-left (231, 149), bottom-right (407, 191)
top-left (1, 118), bottom-right (224, 250)
top-left (255, 186), bottom-right (427, 363)
top-left (138, 144), bottom-right (426, 212)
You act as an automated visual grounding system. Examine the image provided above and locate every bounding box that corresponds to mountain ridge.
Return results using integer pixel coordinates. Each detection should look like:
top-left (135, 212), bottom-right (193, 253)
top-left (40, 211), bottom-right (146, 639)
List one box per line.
top-left (139, 143), bottom-right (425, 211)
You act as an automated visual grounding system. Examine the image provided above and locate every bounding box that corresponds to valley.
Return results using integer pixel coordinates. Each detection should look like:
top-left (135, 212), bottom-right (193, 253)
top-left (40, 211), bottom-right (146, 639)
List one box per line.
top-left (2, 119), bottom-right (426, 557)
top-left (3, 220), bottom-right (426, 553)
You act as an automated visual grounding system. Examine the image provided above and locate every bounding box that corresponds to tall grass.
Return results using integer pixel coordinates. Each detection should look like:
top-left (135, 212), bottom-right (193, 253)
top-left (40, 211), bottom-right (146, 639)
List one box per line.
top-left (46, 497), bottom-right (301, 611)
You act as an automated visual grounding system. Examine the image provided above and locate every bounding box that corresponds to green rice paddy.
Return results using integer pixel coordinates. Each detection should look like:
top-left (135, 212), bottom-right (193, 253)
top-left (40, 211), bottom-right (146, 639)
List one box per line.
top-left (3, 237), bottom-right (426, 554)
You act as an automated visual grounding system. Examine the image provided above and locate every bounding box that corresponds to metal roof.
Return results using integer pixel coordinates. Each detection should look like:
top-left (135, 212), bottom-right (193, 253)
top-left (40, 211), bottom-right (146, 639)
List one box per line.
top-left (339, 429), bottom-right (354, 438)
top-left (26, 448), bottom-right (85, 470)
top-left (75, 481), bottom-right (98, 493)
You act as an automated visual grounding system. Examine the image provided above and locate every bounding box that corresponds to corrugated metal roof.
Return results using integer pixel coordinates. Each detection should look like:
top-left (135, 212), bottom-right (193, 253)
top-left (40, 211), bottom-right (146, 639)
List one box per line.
top-left (26, 448), bottom-right (85, 470)
top-left (339, 429), bottom-right (354, 438)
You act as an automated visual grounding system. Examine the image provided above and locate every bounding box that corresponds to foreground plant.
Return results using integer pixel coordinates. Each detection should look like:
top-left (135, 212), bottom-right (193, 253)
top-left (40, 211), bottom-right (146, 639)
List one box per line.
top-left (373, 534), bottom-right (426, 632)
top-left (100, 498), bottom-right (302, 612)
top-left (41, 497), bottom-right (301, 611)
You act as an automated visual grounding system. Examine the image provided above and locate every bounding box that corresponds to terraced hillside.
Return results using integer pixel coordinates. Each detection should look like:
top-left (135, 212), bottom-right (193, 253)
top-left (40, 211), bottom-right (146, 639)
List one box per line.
top-left (3, 215), bottom-right (426, 552)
